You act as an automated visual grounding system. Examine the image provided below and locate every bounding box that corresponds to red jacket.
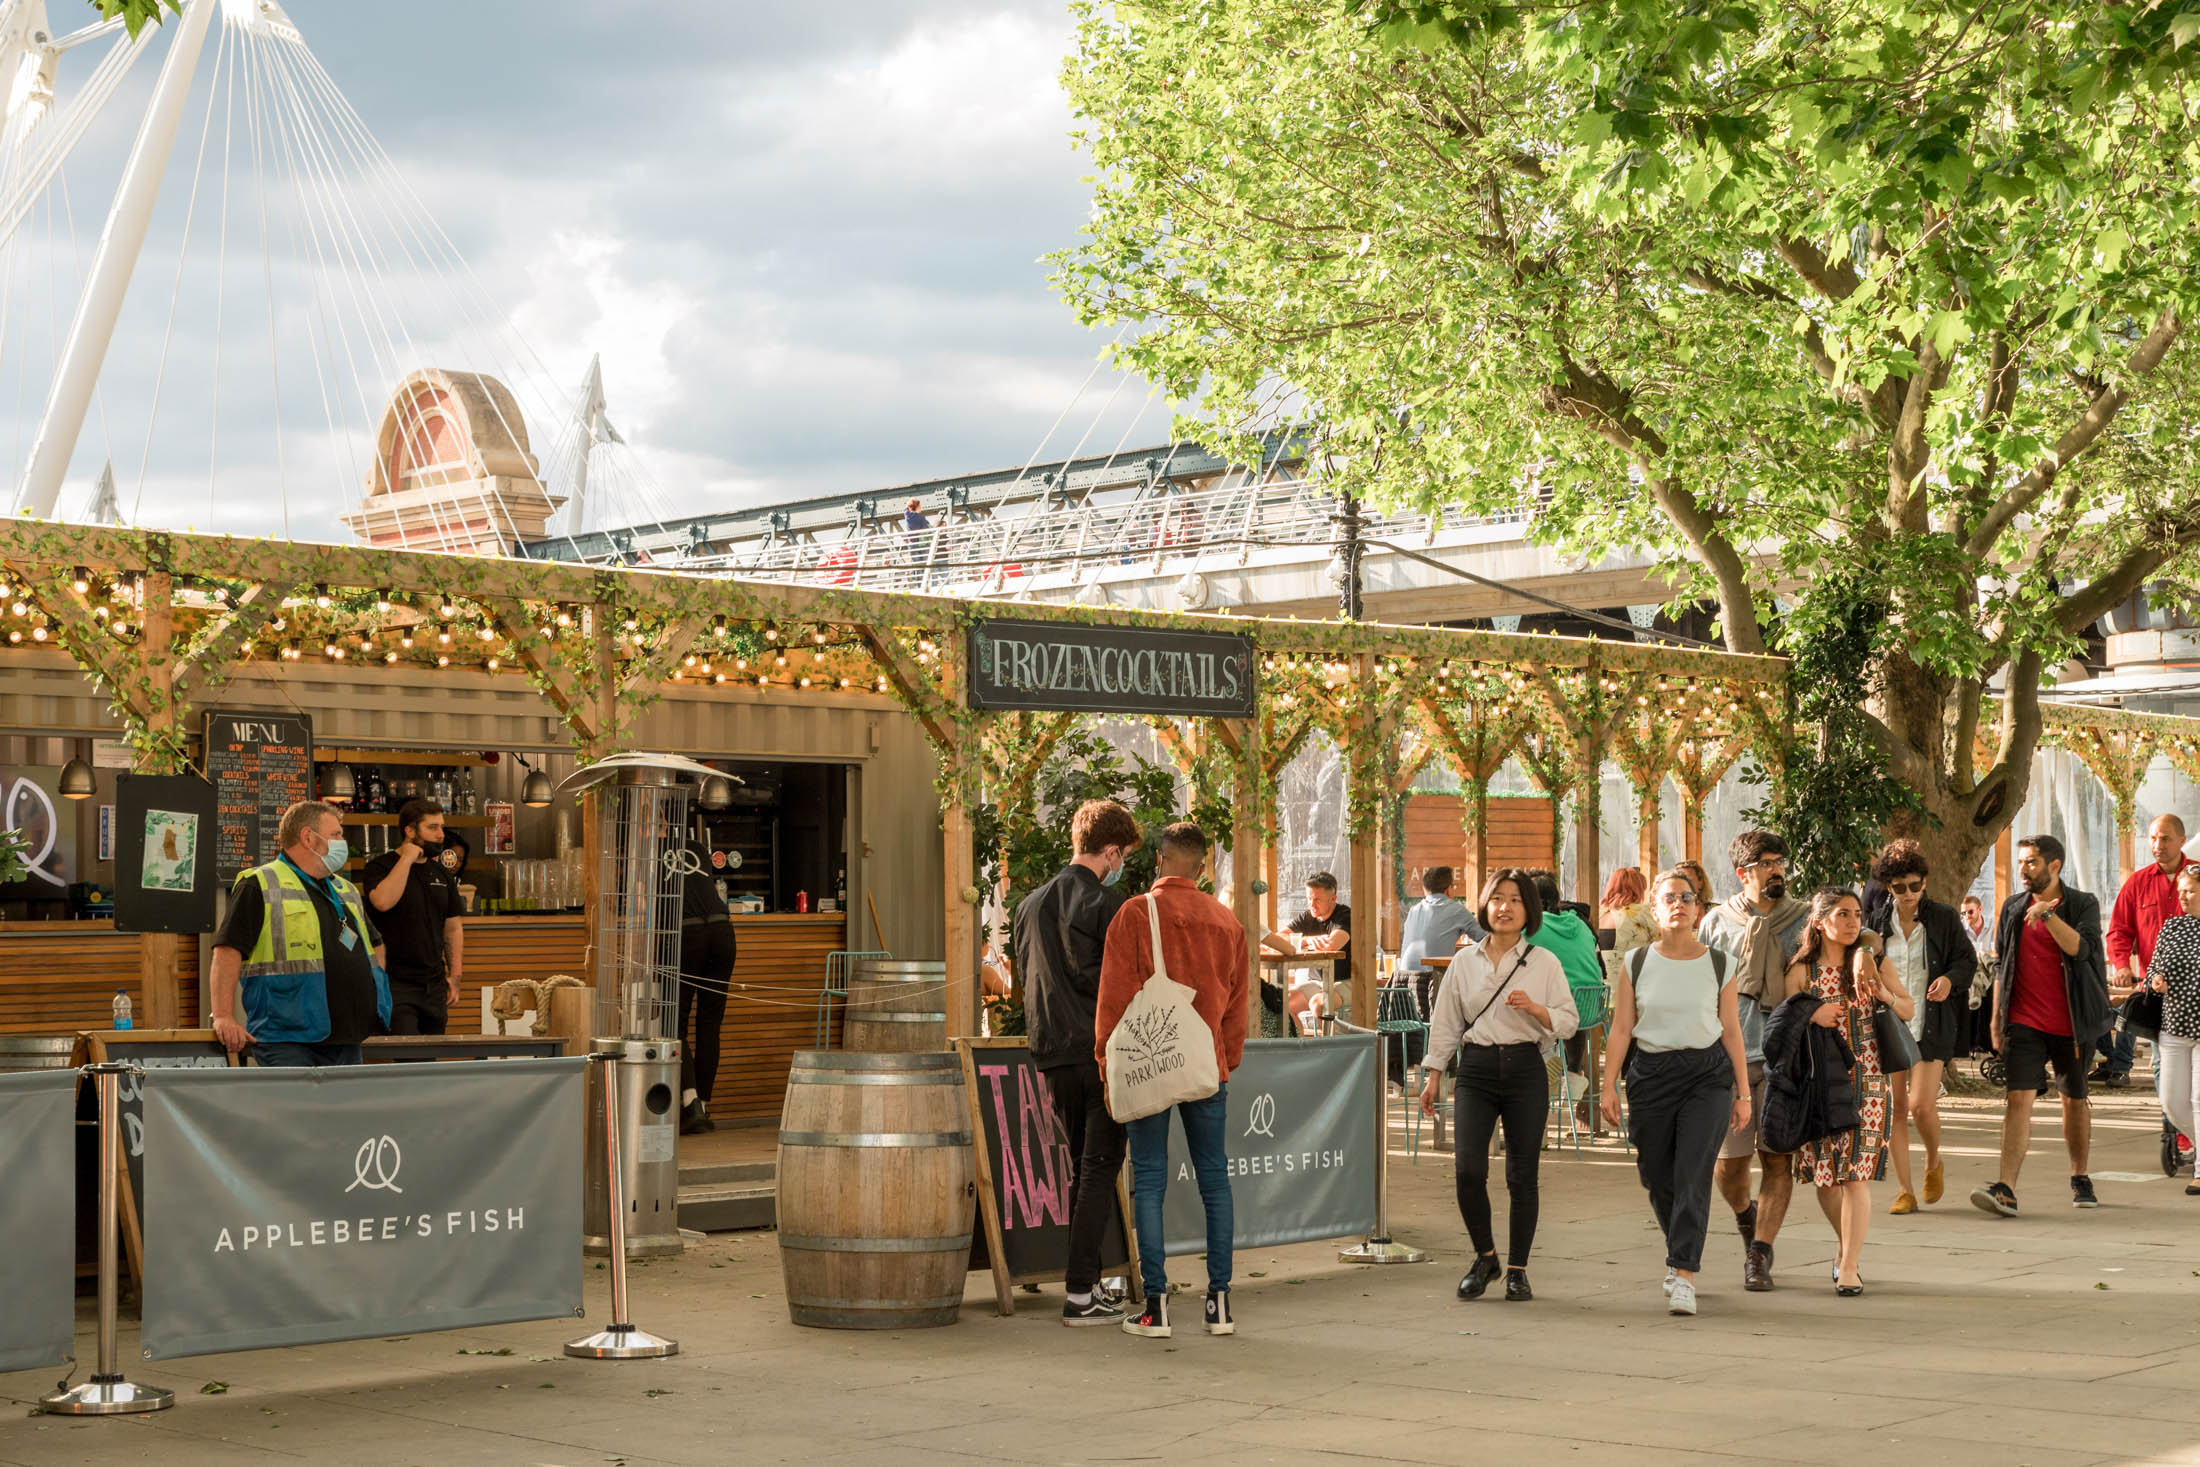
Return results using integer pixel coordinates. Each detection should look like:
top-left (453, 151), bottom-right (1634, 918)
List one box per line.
top-left (1093, 877), bottom-right (1250, 1082)
top-left (2108, 858), bottom-right (2192, 975)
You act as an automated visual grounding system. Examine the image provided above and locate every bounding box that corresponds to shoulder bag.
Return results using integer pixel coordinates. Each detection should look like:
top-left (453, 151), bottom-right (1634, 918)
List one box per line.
top-left (1104, 889), bottom-right (1222, 1123)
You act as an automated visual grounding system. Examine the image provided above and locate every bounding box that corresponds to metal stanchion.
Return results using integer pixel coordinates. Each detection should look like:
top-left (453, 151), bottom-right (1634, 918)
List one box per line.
top-left (1335, 1020), bottom-right (1427, 1265)
top-left (41, 1064), bottom-right (173, 1416)
top-left (567, 1051), bottom-right (678, 1359)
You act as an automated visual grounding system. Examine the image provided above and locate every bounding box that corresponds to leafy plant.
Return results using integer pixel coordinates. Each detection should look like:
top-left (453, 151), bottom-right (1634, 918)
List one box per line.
top-left (0, 828), bottom-right (26, 886)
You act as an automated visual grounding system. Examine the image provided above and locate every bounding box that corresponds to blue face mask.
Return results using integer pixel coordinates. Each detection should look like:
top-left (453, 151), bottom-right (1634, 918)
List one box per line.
top-left (1102, 859), bottom-right (1125, 887)
top-left (322, 837), bottom-right (350, 874)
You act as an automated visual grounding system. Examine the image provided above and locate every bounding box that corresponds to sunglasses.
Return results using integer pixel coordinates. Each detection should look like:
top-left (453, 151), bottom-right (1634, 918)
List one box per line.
top-left (1888, 880), bottom-right (1925, 895)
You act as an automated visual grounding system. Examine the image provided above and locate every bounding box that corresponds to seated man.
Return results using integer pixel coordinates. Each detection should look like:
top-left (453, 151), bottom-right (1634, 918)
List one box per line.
top-left (1394, 866), bottom-right (1477, 1082)
top-left (1265, 872), bottom-right (1351, 1032)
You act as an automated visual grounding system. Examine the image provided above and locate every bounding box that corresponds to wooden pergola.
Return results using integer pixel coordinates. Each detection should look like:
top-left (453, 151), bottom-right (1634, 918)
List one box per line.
top-left (6, 518), bottom-right (2196, 1041)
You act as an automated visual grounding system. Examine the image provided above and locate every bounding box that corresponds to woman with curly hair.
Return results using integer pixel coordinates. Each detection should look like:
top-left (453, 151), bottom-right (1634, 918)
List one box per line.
top-left (1866, 839), bottom-right (1976, 1213)
top-left (1785, 887), bottom-right (1914, 1295)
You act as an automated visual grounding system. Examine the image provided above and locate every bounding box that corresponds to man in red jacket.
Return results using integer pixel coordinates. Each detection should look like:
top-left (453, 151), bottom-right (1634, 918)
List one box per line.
top-left (2096, 814), bottom-right (2191, 1085)
top-left (1095, 821), bottom-right (1249, 1340)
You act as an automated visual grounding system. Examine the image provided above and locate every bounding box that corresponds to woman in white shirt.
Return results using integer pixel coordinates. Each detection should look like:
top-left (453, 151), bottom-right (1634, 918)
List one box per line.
top-left (1419, 867), bottom-right (1579, 1303)
top-left (1600, 870), bottom-right (1751, 1317)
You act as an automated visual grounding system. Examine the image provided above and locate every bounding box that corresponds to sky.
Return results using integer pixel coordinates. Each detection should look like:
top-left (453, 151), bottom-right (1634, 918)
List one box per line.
top-left (2, 1), bottom-right (1159, 542)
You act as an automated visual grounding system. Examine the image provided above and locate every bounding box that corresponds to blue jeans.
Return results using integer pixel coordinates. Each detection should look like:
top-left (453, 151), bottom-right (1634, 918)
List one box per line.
top-left (2100, 1023), bottom-right (2136, 1077)
top-left (251, 1041), bottom-right (365, 1067)
top-left (1126, 1084), bottom-right (1232, 1299)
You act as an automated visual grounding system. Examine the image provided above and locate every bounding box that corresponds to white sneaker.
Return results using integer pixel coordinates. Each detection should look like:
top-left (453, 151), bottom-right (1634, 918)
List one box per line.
top-left (1662, 1269), bottom-right (1677, 1297)
top-left (1668, 1278), bottom-right (1697, 1316)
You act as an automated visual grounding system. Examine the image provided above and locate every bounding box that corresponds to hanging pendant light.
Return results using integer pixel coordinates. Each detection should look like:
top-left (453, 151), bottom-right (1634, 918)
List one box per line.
top-left (58, 756), bottom-right (96, 800)
top-left (324, 763), bottom-right (357, 803)
top-left (521, 769), bottom-right (554, 808)
top-left (700, 774), bottom-right (735, 811)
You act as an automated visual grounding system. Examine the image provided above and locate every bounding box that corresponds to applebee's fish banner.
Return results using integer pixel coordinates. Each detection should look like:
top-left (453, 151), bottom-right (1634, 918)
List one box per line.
top-left (967, 618), bottom-right (1256, 718)
top-left (1162, 1036), bottom-right (1378, 1254)
top-left (0, 1069), bottom-right (77, 1372)
top-left (139, 1059), bottom-right (584, 1359)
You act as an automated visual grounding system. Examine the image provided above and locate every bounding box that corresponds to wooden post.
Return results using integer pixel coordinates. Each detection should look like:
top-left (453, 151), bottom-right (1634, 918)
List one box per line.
top-left (1214, 718), bottom-right (1262, 1035)
top-left (1261, 842), bottom-right (1280, 934)
top-left (1682, 793), bottom-right (1705, 865)
top-left (1573, 775), bottom-right (1601, 908)
top-left (1637, 787), bottom-right (1661, 879)
top-left (1466, 781), bottom-right (1490, 902)
top-left (940, 637), bottom-right (979, 1039)
top-left (1345, 655), bottom-right (1381, 1030)
top-left (138, 570), bottom-right (181, 1029)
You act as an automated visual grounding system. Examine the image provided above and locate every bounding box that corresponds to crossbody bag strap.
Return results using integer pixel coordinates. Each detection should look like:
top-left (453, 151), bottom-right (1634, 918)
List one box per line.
top-left (1464, 945), bottom-right (1533, 1032)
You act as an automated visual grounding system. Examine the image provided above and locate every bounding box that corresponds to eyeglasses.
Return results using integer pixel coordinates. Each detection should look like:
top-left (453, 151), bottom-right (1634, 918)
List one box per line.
top-left (1746, 859), bottom-right (1790, 875)
top-left (1655, 891), bottom-right (1699, 906)
top-left (1888, 880), bottom-right (1925, 895)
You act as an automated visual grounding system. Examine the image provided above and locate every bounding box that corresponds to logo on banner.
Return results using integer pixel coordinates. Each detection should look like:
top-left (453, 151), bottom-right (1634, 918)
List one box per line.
top-left (346, 1135), bottom-right (404, 1194)
top-left (1244, 1093), bottom-right (1277, 1139)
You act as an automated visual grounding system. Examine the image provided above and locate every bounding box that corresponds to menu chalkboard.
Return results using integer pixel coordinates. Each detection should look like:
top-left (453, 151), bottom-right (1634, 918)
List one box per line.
top-left (956, 1039), bottom-right (1135, 1316)
top-left (204, 709), bottom-right (313, 879)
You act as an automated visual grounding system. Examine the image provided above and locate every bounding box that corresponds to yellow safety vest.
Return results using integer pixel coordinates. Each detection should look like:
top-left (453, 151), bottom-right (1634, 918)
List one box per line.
top-left (235, 858), bottom-right (391, 1042)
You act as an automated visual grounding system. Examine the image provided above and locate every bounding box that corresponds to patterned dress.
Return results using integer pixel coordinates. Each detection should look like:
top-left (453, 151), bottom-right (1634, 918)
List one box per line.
top-left (1797, 960), bottom-right (1889, 1186)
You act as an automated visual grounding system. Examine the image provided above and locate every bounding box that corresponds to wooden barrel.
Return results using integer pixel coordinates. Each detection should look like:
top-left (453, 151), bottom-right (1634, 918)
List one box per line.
top-left (777, 1050), bottom-right (975, 1329)
top-left (841, 959), bottom-right (947, 1053)
top-left (0, 1036), bottom-right (78, 1072)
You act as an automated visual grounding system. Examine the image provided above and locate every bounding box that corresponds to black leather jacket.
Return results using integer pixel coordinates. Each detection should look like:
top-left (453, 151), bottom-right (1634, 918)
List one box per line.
top-left (1868, 897), bottom-right (1977, 1056)
top-left (1016, 864), bottom-right (1125, 1070)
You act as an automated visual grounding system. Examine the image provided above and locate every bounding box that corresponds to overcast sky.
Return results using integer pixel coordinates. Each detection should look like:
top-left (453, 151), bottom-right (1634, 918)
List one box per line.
top-left (6, 1), bottom-right (1157, 541)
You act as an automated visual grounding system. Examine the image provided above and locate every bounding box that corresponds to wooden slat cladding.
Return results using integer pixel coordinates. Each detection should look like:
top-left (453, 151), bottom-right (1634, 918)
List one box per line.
top-left (709, 917), bottom-right (848, 1123)
top-left (0, 926), bottom-right (201, 1034)
top-left (454, 916), bottom-right (590, 1037)
top-left (1402, 795), bottom-right (1558, 891)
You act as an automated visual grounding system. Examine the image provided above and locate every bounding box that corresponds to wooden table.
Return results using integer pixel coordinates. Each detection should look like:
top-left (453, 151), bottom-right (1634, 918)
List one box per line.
top-left (1258, 951), bottom-right (1343, 1036)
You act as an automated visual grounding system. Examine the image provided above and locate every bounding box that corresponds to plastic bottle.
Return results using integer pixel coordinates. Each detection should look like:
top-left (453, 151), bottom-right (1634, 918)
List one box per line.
top-left (111, 988), bottom-right (133, 1031)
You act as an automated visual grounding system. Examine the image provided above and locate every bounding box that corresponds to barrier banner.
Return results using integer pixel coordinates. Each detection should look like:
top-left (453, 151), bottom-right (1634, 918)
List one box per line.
top-left (0, 1069), bottom-right (77, 1373)
top-left (141, 1058), bottom-right (585, 1359)
top-left (1161, 1035), bottom-right (1377, 1255)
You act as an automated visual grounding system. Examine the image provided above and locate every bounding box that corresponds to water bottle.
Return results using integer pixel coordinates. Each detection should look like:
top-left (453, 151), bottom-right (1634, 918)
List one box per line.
top-left (111, 988), bottom-right (133, 1031)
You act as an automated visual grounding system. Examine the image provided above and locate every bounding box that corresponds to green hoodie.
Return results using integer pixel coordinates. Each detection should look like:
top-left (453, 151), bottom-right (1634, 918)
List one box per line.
top-left (1527, 908), bottom-right (1602, 997)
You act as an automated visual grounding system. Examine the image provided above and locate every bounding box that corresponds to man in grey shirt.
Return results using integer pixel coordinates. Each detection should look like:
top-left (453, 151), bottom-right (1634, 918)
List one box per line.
top-left (1697, 831), bottom-right (1809, 1293)
top-left (1395, 866), bottom-right (1481, 1084)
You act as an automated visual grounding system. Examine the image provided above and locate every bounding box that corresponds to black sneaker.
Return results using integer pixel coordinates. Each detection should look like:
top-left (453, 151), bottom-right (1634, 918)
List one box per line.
top-left (1062, 1295), bottom-right (1126, 1327)
top-left (2097, 1072), bottom-right (2131, 1089)
top-left (1122, 1295), bottom-right (1170, 1339)
top-left (1204, 1289), bottom-right (1235, 1336)
top-left (1096, 1278), bottom-right (1128, 1308)
top-left (2072, 1174), bottom-right (2100, 1208)
top-left (1970, 1181), bottom-right (2019, 1217)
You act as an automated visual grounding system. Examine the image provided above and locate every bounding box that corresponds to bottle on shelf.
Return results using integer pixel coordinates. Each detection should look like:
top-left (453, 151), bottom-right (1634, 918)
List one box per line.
top-left (111, 988), bottom-right (133, 1031)
top-left (458, 769), bottom-right (478, 815)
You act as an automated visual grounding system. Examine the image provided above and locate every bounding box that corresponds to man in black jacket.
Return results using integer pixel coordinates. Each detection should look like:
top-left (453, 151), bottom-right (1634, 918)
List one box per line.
top-left (1016, 799), bottom-right (1140, 1326)
top-left (1972, 834), bottom-right (2111, 1217)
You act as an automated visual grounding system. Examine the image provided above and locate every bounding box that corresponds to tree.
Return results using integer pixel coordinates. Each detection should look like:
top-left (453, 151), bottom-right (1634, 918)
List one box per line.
top-left (1054, 0), bottom-right (2200, 896)
top-left (91, 0), bottom-right (177, 36)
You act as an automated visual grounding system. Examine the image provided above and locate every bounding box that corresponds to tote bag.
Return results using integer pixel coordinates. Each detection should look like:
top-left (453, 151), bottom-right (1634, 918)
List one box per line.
top-left (1104, 888), bottom-right (1222, 1122)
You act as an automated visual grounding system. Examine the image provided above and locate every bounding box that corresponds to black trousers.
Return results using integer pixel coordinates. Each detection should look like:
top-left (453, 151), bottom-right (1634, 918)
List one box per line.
top-left (386, 977), bottom-right (447, 1036)
top-left (1624, 1044), bottom-right (1735, 1273)
top-left (678, 921), bottom-right (735, 1103)
top-left (1042, 1061), bottom-right (1126, 1295)
top-left (1453, 1042), bottom-right (1548, 1268)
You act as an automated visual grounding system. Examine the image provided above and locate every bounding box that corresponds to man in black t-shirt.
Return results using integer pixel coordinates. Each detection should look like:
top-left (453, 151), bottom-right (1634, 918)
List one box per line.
top-left (363, 799), bottom-right (465, 1035)
top-left (1262, 872), bottom-right (1351, 1029)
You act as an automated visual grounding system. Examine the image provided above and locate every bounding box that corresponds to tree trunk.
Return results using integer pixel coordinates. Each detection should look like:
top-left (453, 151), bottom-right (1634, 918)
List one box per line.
top-left (1875, 654), bottom-right (2042, 907)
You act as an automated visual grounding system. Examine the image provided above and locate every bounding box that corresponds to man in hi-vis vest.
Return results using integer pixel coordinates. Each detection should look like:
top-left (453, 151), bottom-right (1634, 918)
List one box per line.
top-left (210, 800), bottom-right (392, 1066)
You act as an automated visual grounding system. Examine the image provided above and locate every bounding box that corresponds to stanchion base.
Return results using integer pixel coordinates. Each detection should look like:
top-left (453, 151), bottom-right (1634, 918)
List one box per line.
top-left (1338, 1237), bottom-right (1428, 1266)
top-left (565, 1324), bottom-right (679, 1360)
top-left (39, 1377), bottom-right (175, 1415)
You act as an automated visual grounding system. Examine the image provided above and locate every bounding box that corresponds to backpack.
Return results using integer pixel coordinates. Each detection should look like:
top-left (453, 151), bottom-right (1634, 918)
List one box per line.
top-left (1618, 945), bottom-right (1729, 1076)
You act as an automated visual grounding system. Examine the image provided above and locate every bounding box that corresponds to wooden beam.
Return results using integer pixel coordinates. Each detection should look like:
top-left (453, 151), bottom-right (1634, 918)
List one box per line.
top-left (939, 636), bottom-right (978, 1040)
top-left (172, 582), bottom-right (288, 711)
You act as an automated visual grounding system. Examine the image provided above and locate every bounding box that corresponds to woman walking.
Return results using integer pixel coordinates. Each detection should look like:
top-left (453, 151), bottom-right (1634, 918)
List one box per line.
top-left (1786, 888), bottom-right (1913, 1295)
top-left (1420, 868), bottom-right (1579, 1302)
top-left (1601, 870), bottom-right (1751, 1316)
top-left (1866, 840), bottom-right (1975, 1213)
top-left (2145, 866), bottom-right (2200, 1194)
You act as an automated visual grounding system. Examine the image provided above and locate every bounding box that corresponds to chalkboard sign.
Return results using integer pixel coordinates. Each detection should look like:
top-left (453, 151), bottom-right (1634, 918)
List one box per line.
top-left (956, 1038), bottom-right (1135, 1316)
top-left (205, 709), bottom-right (314, 880)
top-left (966, 617), bottom-right (1256, 718)
top-left (84, 1030), bottom-right (235, 1286)
top-left (113, 771), bottom-right (218, 934)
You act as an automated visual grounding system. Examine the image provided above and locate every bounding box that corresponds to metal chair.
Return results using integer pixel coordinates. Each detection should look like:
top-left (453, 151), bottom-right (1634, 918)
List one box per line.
top-left (814, 949), bottom-right (892, 1049)
top-left (1374, 981), bottom-right (1428, 1153)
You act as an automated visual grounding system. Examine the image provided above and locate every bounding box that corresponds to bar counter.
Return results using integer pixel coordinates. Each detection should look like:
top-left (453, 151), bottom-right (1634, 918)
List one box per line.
top-left (0, 912), bottom-right (849, 1123)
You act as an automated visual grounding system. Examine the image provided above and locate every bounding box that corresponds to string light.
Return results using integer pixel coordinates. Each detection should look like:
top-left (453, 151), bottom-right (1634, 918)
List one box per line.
top-left (70, 566), bottom-right (89, 594)
top-left (314, 583), bottom-right (332, 609)
top-left (439, 598), bottom-right (458, 618)
top-left (376, 587), bottom-right (393, 612)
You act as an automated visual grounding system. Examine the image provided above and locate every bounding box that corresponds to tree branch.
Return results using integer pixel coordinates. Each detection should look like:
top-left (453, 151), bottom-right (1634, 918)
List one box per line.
top-left (1964, 309), bottom-right (2183, 558)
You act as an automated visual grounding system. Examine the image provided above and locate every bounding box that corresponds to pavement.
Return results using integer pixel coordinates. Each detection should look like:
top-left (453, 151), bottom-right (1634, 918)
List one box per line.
top-left (5, 1076), bottom-right (2199, 1466)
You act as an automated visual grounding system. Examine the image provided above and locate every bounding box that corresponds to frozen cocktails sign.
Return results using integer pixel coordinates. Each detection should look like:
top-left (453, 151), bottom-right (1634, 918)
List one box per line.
top-left (967, 618), bottom-right (1256, 718)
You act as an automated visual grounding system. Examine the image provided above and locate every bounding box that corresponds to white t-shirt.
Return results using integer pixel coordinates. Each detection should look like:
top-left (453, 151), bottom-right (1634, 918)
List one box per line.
top-left (1631, 948), bottom-right (1730, 1054)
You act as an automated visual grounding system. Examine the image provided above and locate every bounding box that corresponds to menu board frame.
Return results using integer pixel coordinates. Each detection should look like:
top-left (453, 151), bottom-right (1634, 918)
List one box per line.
top-left (203, 708), bottom-right (314, 881)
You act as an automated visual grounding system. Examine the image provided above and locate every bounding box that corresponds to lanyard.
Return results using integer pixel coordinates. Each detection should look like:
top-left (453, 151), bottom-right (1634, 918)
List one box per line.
top-left (281, 856), bottom-right (368, 950)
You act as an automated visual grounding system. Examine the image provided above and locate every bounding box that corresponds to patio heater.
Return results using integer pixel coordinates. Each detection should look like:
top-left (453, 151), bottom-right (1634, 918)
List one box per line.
top-left (560, 752), bottom-right (720, 1259)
